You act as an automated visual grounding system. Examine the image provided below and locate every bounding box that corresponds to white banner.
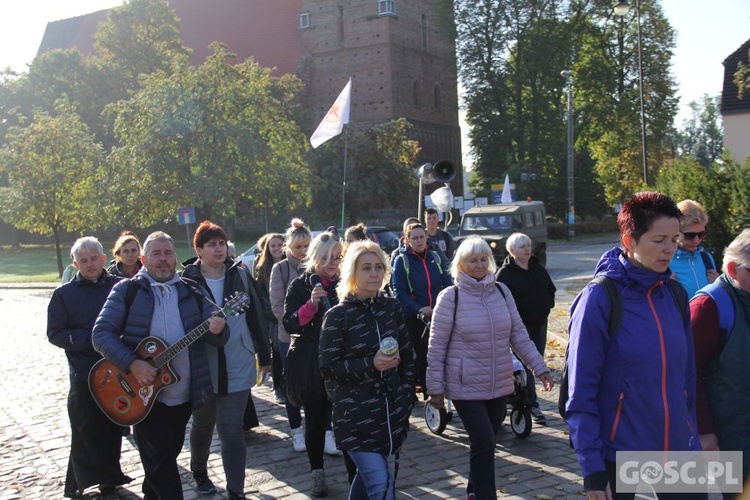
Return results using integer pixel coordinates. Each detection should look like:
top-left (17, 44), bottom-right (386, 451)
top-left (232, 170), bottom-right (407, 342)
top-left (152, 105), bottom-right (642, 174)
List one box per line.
top-left (310, 78), bottom-right (351, 148)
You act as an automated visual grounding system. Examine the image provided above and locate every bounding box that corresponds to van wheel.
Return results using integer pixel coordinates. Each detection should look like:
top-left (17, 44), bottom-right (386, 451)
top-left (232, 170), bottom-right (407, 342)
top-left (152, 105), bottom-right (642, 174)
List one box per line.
top-left (536, 245), bottom-right (547, 267)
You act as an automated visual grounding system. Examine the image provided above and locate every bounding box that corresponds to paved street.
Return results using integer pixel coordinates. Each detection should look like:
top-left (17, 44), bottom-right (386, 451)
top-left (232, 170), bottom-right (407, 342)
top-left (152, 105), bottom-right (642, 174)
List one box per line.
top-left (0, 239), bottom-right (618, 499)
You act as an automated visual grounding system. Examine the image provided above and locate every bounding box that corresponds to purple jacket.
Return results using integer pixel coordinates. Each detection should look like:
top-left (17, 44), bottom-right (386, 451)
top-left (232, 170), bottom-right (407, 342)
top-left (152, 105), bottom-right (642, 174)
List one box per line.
top-left (426, 272), bottom-right (548, 400)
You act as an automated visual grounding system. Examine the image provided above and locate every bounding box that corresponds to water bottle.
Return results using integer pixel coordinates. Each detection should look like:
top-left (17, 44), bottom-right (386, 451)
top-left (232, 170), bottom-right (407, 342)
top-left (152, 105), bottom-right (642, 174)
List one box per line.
top-left (379, 337), bottom-right (398, 357)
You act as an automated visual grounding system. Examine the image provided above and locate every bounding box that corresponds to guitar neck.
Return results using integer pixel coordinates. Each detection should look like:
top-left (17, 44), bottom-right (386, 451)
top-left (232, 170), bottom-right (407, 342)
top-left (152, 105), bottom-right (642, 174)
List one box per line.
top-left (151, 309), bottom-right (228, 368)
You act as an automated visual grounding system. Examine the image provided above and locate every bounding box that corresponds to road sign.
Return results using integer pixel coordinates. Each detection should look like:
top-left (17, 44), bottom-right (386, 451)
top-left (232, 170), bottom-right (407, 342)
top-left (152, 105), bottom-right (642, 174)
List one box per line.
top-left (178, 207), bottom-right (195, 225)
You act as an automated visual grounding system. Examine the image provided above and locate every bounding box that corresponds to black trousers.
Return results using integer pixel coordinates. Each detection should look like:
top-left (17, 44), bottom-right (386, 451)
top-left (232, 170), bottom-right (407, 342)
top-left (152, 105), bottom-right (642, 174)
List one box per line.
top-left (133, 401), bottom-right (192, 500)
top-left (405, 315), bottom-right (429, 393)
top-left (64, 382), bottom-right (132, 497)
top-left (303, 398), bottom-right (332, 471)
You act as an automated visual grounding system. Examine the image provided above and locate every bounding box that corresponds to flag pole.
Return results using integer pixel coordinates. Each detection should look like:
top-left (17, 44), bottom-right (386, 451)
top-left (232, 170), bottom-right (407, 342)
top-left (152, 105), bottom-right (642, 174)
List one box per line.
top-left (340, 128), bottom-right (349, 229)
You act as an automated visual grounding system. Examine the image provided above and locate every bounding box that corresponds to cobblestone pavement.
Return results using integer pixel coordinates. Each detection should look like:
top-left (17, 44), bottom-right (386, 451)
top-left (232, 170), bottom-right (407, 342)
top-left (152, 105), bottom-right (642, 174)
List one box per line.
top-left (0, 285), bottom-right (582, 500)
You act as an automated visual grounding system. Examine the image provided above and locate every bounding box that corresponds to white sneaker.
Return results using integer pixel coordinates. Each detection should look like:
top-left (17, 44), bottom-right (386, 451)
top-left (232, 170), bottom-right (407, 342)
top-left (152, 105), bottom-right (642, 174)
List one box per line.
top-left (291, 427), bottom-right (306, 452)
top-left (324, 430), bottom-right (341, 456)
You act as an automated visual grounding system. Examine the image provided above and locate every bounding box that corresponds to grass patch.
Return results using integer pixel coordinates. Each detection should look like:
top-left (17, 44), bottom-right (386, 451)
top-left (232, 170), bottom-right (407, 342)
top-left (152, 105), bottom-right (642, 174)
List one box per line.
top-left (0, 240), bottom-right (256, 283)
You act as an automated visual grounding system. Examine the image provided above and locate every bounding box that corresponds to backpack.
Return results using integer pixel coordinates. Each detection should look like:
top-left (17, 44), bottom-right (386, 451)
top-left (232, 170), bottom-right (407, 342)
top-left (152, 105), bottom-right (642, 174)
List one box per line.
top-left (557, 276), bottom-right (688, 419)
top-left (699, 250), bottom-right (715, 272)
top-left (450, 282), bottom-right (506, 327)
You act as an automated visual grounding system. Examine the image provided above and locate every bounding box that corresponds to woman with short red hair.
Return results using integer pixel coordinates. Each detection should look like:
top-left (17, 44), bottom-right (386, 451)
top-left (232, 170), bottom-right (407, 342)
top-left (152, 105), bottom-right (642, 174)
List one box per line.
top-left (181, 221), bottom-right (270, 500)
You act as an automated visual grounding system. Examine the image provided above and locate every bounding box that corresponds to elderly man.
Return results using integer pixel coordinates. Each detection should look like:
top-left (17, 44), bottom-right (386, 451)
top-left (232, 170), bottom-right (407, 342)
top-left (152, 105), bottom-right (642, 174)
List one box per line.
top-left (93, 231), bottom-right (228, 500)
top-left (47, 236), bottom-right (132, 499)
top-left (691, 229), bottom-right (750, 496)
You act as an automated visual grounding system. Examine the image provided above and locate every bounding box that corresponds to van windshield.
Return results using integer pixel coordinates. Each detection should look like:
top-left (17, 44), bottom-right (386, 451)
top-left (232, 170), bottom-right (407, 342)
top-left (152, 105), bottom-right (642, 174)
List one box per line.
top-left (461, 214), bottom-right (516, 232)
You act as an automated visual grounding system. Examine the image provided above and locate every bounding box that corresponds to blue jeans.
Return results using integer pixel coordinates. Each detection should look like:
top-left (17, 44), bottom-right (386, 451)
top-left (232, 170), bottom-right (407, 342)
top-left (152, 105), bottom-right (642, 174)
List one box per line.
top-left (348, 451), bottom-right (395, 500)
top-left (452, 397), bottom-right (507, 500)
top-left (190, 390), bottom-right (250, 497)
top-left (277, 340), bottom-right (303, 429)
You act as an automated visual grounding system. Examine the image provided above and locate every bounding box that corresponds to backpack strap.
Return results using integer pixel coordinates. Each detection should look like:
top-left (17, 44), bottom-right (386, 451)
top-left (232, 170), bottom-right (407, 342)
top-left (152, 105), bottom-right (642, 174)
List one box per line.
top-left (124, 279), bottom-right (140, 317)
top-left (665, 279), bottom-right (689, 327)
top-left (591, 275), bottom-right (622, 338)
top-left (451, 282), bottom-right (506, 331)
top-left (700, 250), bottom-right (715, 271)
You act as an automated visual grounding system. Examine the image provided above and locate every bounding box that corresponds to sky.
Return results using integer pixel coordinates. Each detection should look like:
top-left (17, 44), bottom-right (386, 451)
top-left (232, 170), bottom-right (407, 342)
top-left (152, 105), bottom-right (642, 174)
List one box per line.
top-left (1, 1), bottom-right (749, 145)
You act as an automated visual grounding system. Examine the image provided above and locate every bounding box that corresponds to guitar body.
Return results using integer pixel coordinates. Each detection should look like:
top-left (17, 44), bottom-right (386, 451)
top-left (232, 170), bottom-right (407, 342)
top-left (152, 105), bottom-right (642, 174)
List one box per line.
top-left (89, 336), bottom-right (179, 426)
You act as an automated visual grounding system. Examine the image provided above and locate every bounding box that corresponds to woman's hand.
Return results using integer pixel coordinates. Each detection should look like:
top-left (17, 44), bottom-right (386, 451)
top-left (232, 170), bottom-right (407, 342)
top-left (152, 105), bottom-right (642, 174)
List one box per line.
top-left (538, 372), bottom-right (554, 391)
top-left (310, 286), bottom-right (328, 308)
top-left (427, 393), bottom-right (445, 410)
top-left (700, 433), bottom-right (720, 451)
top-left (418, 306), bottom-right (433, 319)
top-left (373, 350), bottom-right (400, 372)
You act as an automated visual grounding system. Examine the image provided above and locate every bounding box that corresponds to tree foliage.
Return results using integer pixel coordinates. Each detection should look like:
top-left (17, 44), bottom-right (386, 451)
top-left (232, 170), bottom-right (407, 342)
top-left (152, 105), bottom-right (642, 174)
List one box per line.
top-left (0, 106), bottom-right (103, 274)
top-left (105, 43), bottom-right (310, 227)
top-left (307, 118), bottom-right (419, 225)
top-left (673, 94), bottom-right (723, 168)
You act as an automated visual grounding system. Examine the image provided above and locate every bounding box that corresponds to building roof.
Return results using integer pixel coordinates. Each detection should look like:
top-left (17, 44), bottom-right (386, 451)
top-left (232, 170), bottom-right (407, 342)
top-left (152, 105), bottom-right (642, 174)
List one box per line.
top-left (36, 0), bottom-right (304, 76)
top-left (721, 37), bottom-right (750, 115)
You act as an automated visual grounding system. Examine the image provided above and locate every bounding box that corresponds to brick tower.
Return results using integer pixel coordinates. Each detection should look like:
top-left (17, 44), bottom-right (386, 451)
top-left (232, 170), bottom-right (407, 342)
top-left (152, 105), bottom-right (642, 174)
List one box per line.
top-left (299, 0), bottom-right (463, 190)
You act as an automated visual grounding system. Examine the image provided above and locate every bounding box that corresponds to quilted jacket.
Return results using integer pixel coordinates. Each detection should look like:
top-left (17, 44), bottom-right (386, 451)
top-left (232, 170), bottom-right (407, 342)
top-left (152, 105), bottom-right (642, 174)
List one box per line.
top-left (92, 273), bottom-right (228, 410)
top-left (426, 271), bottom-right (548, 401)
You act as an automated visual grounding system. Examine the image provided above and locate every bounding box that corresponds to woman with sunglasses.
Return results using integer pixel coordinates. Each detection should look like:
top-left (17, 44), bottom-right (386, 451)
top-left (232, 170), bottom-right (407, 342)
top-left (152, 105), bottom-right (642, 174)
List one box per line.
top-left (670, 199), bottom-right (719, 298)
top-left (283, 231), bottom-right (343, 497)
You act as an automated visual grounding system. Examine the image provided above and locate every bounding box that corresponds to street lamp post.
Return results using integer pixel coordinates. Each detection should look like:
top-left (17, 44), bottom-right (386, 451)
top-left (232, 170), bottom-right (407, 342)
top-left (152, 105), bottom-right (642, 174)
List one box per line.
top-left (562, 70), bottom-right (574, 241)
top-left (614, 0), bottom-right (648, 185)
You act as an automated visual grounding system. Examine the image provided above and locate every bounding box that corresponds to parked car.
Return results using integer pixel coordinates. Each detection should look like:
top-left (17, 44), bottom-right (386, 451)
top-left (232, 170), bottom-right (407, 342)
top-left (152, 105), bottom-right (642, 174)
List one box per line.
top-left (237, 244), bottom-right (260, 269)
top-left (455, 201), bottom-right (548, 266)
top-left (365, 226), bottom-right (400, 255)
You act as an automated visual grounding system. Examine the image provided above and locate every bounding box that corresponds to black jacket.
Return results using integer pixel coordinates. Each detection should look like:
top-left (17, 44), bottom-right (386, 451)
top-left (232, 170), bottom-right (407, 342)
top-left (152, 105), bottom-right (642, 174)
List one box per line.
top-left (283, 271), bottom-right (340, 404)
top-left (319, 295), bottom-right (415, 454)
top-left (181, 257), bottom-right (271, 369)
top-left (495, 255), bottom-right (556, 334)
top-left (47, 270), bottom-right (122, 383)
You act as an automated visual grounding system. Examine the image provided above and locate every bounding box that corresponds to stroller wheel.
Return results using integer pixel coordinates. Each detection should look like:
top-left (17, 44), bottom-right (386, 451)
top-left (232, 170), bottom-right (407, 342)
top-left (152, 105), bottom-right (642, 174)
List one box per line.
top-left (510, 406), bottom-right (532, 438)
top-left (424, 403), bottom-right (449, 435)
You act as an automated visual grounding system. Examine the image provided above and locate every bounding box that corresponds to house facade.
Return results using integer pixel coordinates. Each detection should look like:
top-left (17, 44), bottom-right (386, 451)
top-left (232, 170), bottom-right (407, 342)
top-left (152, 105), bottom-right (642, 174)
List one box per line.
top-left (721, 38), bottom-right (750, 164)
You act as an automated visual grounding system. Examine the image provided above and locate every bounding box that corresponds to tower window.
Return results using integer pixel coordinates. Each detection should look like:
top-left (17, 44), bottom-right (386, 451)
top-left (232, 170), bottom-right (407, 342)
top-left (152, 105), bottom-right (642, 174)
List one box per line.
top-left (299, 12), bottom-right (311, 30)
top-left (421, 15), bottom-right (429, 50)
top-left (378, 0), bottom-right (396, 17)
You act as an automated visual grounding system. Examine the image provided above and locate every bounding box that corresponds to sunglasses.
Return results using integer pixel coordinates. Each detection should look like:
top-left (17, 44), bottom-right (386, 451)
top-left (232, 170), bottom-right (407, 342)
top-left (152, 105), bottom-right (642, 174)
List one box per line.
top-left (681, 230), bottom-right (707, 240)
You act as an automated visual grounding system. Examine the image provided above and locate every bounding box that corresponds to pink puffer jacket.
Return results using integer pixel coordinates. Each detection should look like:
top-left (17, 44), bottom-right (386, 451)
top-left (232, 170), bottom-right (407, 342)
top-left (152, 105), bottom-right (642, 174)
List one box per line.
top-left (426, 272), bottom-right (549, 401)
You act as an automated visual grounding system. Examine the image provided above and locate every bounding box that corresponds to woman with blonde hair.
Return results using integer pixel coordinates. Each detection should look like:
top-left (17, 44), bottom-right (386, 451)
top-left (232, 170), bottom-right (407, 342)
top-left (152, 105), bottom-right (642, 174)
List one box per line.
top-left (269, 219), bottom-right (311, 452)
top-left (320, 241), bottom-right (415, 499)
top-left (283, 230), bottom-right (344, 497)
top-left (107, 231), bottom-right (142, 278)
top-left (427, 235), bottom-right (552, 499)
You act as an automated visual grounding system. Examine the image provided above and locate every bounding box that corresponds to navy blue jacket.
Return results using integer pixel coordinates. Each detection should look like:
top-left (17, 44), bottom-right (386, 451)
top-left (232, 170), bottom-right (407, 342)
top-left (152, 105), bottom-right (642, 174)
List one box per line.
top-left (47, 270), bottom-right (121, 383)
top-left (391, 246), bottom-right (452, 317)
top-left (92, 273), bottom-right (228, 410)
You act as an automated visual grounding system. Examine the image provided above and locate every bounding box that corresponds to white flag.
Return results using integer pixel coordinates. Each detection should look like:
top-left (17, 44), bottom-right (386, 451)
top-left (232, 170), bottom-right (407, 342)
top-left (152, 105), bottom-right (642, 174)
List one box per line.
top-left (501, 174), bottom-right (513, 203)
top-left (310, 78), bottom-right (351, 148)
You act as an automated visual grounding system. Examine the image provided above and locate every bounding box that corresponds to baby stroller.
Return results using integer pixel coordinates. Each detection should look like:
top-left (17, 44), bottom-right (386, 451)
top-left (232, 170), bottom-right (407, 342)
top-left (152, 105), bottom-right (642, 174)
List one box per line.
top-left (504, 353), bottom-right (533, 438)
top-left (425, 353), bottom-right (532, 439)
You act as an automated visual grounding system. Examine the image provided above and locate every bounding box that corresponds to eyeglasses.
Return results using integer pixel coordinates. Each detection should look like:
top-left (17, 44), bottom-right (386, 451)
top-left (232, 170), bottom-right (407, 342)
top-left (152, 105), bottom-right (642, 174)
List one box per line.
top-left (681, 230), bottom-right (707, 240)
top-left (329, 255), bottom-right (343, 262)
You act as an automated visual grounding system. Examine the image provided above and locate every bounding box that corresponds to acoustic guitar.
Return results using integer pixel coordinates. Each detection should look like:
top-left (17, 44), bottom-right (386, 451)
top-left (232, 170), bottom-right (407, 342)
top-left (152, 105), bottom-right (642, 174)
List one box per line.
top-left (89, 292), bottom-right (249, 426)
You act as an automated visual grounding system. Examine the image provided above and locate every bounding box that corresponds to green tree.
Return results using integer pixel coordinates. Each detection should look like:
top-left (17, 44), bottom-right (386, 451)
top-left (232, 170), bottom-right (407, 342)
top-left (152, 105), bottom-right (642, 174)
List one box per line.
top-left (673, 94), bottom-right (723, 168)
top-left (655, 155), bottom-right (732, 260)
top-left (574, 0), bottom-right (678, 205)
top-left (307, 119), bottom-right (419, 224)
top-left (105, 43), bottom-right (309, 227)
top-left (0, 106), bottom-right (103, 275)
